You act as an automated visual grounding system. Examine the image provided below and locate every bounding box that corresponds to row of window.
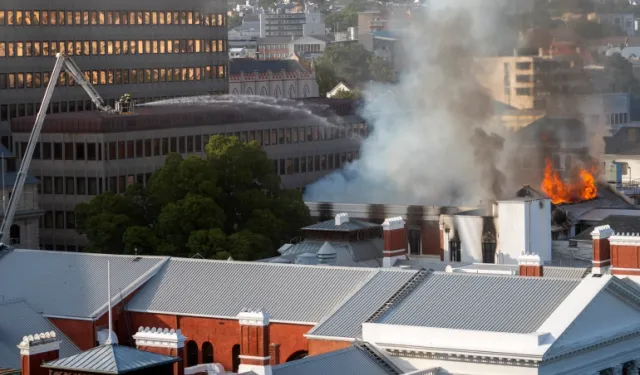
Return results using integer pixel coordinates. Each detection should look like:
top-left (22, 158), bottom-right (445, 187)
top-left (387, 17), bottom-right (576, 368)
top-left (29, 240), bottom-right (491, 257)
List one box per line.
top-left (0, 10), bottom-right (226, 27)
top-left (448, 239), bottom-right (496, 264)
top-left (36, 150), bottom-right (359, 198)
top-left (15, 124), bottom-right (366, 162)
top-left (0, 65), bottom-right (227, 89)
top-left (42, 210), bottom-right (75, 229)
top-left (0, 39), bottom-right (227, 57)
top-left (0, 94), bottom-right (232, 121)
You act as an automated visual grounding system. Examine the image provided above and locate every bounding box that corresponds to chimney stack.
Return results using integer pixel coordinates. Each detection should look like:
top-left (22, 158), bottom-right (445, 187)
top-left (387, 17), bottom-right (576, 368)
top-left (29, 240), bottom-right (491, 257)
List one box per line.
top-left (382, 216), bottom-right (407, 267)
top-left (335, 213), bottom-right (349, 226)
top-left (591, 225), bottom-right (614, 274)
top-left (518, 253), bottom-right (543, 277)
top-left (18, 331), bottom-right (61, 375)
top-left (133, 327), bottom-right (187, 375)
top-left (238, 309), bottom-right (272, 375)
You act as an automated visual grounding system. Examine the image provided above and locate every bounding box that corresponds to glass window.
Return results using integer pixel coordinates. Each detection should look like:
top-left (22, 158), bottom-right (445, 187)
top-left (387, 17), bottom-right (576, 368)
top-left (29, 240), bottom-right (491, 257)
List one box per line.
top-left (0, 11), bottom-right (5, 25)
top-left (66, 211), bottom-right (76, 229)
top-left (43, 177), bottom-right (53, 194)
top-left (66, 177), bottom-right (75, 194)
top-left (54, 177), bottom-right (63, 194)
top-left (77, 177), bottom-right (86, 195)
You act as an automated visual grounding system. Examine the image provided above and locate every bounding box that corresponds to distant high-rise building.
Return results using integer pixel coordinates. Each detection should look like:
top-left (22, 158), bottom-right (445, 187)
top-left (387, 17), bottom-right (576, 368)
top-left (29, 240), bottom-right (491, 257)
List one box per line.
top-left (259, 12), bottom-right (325, 38)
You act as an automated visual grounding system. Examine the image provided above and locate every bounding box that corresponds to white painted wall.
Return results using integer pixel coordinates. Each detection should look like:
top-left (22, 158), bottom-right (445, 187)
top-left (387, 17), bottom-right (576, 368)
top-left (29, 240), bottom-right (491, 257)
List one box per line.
top-left (441, 215), bottom-right (485, 263)
top-left (392, 357), bottom-right (539, 375)
top-left (497, 199), bottom-right (551, 264)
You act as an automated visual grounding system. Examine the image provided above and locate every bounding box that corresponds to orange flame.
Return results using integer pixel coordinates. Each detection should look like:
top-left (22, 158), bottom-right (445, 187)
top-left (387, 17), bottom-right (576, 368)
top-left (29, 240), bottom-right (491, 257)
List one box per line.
top-left (541, 158), bottom-right (597, 205)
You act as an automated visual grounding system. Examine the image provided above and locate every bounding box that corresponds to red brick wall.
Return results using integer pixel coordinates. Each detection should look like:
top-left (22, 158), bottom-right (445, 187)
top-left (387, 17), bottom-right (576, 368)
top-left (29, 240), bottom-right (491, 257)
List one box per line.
top-left (519, 265), bottom-right (543, 277)
top-left (383, 226), bottom-right (407, 252)
top-left (422, 221), bottom-right (441, 256)
top-left (594, 238), bottom-right (611, 266)
top-left (129, 312), bottom-right (312, 371)
top-left (308, 339), bottom-right (352, 355)
top-left (22, 349), bottom-right (59, 375)
top-left (612, 244), bottom-right (640, 275)
top-left (48, 318), bottom-right (95, 351)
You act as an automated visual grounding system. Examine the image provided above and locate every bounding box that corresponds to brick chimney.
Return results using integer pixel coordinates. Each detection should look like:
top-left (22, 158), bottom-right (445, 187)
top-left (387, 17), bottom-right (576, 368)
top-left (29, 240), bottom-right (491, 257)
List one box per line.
top-left (382, 216), bottom-right (407, 267)
top-left (18, 331), bottom-right (60, 375)
top-left (591, 225), bottom-right (614, 274)
top-left (133, 327), bottom-right (187, 375)
top-left (608, 232), bottom-right (640, 276)
top-left (518, 253), bottom-right (543, 277)
top-left (237, 309), bottom-right (272, 375)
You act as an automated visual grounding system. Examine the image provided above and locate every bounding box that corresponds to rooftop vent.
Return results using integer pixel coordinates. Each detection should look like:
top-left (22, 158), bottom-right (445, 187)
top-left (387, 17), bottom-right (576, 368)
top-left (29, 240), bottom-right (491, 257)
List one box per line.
top-left (295, 253), bottom-right (318, 265)
top-left (335, 213), bottom-right (349, 226)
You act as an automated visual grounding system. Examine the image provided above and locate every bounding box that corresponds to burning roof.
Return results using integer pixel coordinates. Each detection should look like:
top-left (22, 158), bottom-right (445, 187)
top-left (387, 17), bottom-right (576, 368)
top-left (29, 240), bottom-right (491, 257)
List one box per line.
top-left (541, 158), bottom-right (597, 205)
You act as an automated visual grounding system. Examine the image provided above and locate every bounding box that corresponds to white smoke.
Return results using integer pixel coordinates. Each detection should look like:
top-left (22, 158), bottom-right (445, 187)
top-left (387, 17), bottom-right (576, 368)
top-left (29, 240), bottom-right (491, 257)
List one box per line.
top-left (305, 0), bottom-right (528, 205)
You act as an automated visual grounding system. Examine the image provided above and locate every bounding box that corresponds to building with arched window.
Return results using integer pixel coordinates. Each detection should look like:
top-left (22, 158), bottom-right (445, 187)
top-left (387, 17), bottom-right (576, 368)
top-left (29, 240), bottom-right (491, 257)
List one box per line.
top-left (229, 58), bottom-right (319, 99)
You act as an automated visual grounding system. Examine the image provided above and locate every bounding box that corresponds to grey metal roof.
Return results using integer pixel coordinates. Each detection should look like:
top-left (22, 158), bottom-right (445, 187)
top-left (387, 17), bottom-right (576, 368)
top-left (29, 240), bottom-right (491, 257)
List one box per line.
top-left (302, 218), bottom-right (380, 232)
top-left (0, 144), bottom-right (13, 158)
top-left (271, 346), bottom-right (397, 375)
top-left (128, 259), bottom-right (383, 323)
top-left (0, 299), bottom-right (80, 369)
top-left (308, 269), bottom-right (417, 339)
top-left (0, 250), bottom-right (168, 318)
top-left (277, 240), bottom-right (382, 268)
top-left (380, 272), bottom-right (581, 333)
top-left (318, 242), bottom-right (336, 255)
top-left (43, 344), bottom-right (178, 374)
top-left (573, 215), bottom-right (640, 241)
top-left (577, 208), bottom-right (640, 222)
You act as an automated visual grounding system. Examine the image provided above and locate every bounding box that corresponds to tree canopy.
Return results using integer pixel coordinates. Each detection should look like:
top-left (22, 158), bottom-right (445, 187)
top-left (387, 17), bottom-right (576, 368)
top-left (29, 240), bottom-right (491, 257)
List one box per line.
top-left (315, 43), bottom-right (396, 96)
top-left (75, 135), bottom-right (311, 260)
top-left (324, 3), bottom-right (366, 33)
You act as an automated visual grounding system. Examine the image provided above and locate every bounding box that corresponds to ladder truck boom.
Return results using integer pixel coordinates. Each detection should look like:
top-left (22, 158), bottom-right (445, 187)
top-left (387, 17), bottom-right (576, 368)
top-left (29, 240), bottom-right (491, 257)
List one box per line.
top-left (0, 53), bottom-right (115, 245)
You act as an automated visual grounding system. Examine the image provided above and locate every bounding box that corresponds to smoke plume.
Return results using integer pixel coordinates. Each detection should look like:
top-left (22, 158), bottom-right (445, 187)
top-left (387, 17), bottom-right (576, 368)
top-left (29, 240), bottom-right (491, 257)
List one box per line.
top-left (305, 0), bottom-right (527, 205)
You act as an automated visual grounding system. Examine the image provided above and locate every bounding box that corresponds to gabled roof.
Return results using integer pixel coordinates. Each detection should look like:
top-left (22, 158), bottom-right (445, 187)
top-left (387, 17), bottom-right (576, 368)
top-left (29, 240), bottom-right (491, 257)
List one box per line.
top-left (378, 272), bottom-right (581, 333)
top-left (43, 345), bottom-right (178, 374)
top-left (0, 299), bottom-right (80, 369)
top-left (307, 269), bottom-right (417, 339)
top-left (128, 258), bottom-right (394, 323)
top-left (302, 218), bottom-right (380, 232)
top-left (0, 250), bottom-right (168, 319)
top-left (271, 344), bottom-right (401, 375)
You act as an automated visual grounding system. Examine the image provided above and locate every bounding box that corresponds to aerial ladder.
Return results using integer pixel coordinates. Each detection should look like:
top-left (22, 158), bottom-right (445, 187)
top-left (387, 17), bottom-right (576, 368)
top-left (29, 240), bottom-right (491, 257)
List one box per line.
top-left (0, 53), bottom-right (131, 245)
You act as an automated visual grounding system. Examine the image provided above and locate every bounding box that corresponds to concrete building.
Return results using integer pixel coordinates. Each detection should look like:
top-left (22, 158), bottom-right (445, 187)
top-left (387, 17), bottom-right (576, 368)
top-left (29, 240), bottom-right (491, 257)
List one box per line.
top-left (229, 58), bottom-right (319, 98)
top-left (599, 13), bottom-right (636, 36)
top-left (0, 144), bottom-right (42, 249)
top-left (0, 0), bottom-right (229, 129)
top-left (10, 98), bottom-right (364, 250)
top-left (477, 51), bottom-right (585, 110)
top-left (545, 93), bottom-right (630, 132)
top-left (259, 12), bottom-right (325, 38)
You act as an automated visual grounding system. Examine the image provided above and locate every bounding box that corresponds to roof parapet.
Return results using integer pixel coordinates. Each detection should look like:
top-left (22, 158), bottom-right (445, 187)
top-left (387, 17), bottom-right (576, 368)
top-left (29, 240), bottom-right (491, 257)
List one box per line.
top-left (591, 225), bottom-right (614, 239)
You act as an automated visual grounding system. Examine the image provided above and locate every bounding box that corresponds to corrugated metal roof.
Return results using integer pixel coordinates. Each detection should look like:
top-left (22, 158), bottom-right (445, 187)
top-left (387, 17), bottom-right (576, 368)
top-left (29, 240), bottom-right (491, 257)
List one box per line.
top-left (302, 219), bottom-right (380, 232)
top-left (128, 259), bottom-right (382, 322)
top-left (44, 344), bottom-right (178, 374)
top-left (279, 240), bottom-right (382, 267)
top-left (271, 346), bottom-right (396, 375)
top-left (308, 269), bottom-right (417, 339)
top-left (0, 299), bottom-right (80, 369)
top-left (380, 273), bottom-right (581, 333)
top-left (0, 250), bottom-right (168, 318)
top-left (577, 208), bottom-right (640, 222)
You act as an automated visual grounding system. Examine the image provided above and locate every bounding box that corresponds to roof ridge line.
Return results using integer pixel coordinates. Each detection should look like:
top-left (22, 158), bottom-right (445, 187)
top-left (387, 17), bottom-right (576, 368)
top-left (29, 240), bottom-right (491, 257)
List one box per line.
top-left (307, 269), bottom-right (386, 335)
top-left (168, 255), bottom-right (383, 272)
top-left (365, 268), bottom-right (433, 324)
top-left (355, 341), bottom-right (403, 375)
top-left (13, 248), bottom-right (168, 259)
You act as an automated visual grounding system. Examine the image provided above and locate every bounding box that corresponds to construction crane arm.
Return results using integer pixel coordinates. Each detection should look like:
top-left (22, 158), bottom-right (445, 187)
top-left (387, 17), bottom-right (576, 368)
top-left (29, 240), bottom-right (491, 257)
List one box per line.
top-left (0, 53), bottom-right (114, 245)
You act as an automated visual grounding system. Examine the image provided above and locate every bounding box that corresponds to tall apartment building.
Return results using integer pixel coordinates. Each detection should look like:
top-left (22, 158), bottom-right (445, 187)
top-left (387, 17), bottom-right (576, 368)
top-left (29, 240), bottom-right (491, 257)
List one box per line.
top-left (259, 12), bottom-right (325, 38)
top-left (477, 50), bottom-right (585, 110)
top-left (10, 99), bottom-right (365, 251)
top-left (0, 0), bottom-right (229, 127)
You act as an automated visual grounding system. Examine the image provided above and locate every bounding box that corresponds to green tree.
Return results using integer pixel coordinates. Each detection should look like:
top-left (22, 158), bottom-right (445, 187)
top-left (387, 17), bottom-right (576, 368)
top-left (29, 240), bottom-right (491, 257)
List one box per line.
top-left (75, 136), bottom-right (311, 260)
top-left (227, 15), bottom-right (242, 29)
top-left (602, 53), bottom-right (640, 93)
top-left (324, 3), bottom-right (364, 33)
top-left (315, 43), bottom-right (396, 95)
top-left (331, 89), bottom-right (362, 99)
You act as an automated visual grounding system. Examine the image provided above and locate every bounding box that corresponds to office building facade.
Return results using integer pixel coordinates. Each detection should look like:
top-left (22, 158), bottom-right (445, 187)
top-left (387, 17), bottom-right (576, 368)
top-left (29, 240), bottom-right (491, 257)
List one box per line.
top-left (10, 99), bottom-right (365, 251)
top-left (0, 0), bottom-right (229, 126)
